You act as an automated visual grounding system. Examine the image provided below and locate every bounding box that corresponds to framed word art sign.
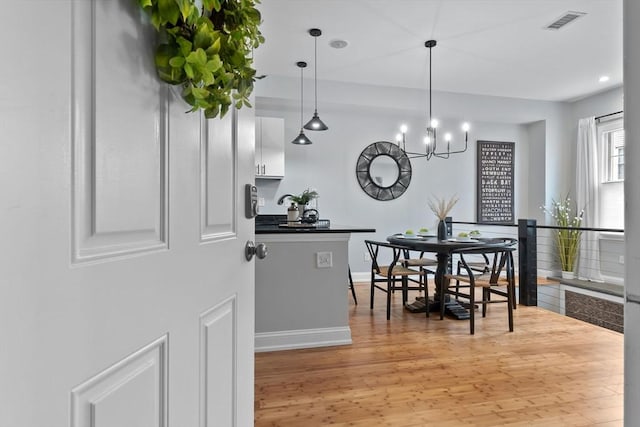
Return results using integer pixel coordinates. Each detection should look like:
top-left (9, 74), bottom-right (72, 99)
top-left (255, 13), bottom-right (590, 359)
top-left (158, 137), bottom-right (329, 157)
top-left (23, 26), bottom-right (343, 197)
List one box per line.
top-left (476, 140), bottom-right (515, 224)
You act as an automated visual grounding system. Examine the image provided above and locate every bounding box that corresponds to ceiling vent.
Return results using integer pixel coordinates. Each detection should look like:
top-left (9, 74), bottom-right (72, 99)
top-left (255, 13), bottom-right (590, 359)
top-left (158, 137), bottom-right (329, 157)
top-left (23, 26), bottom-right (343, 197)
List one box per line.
top-left (545, 11), bottom-right (587, 30)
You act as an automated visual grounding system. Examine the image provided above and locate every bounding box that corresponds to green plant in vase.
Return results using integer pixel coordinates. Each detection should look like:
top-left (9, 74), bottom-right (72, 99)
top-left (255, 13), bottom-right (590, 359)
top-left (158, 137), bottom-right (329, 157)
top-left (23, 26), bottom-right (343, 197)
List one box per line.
top-left (289, 189), bottom-right (319, 211)
top-left (542, 195), bottom-right (584, 276)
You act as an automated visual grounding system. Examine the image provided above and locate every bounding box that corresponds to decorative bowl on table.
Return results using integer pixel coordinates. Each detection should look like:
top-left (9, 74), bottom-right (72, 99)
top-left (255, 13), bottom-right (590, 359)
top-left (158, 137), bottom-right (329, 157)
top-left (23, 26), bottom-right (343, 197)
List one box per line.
top-left (417, 228), bottom-right (432, 237)
top-left (469, 230), bottom-right (482, 239)
top-left (402, 230), bottom-right (420, 239)
top-left (456, 233), bottom-right (472, 241)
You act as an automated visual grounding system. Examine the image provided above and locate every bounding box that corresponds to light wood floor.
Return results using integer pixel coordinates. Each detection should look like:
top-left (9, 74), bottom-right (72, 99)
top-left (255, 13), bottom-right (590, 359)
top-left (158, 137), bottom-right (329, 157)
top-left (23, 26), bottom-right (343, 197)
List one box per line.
top-left (255, 283), bottom-right (623, 426)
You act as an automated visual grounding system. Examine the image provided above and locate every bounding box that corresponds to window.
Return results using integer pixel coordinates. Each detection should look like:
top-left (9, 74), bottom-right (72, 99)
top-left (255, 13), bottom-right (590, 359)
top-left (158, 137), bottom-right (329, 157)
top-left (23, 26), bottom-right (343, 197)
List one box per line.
top-left (597, 116), bottom-right (624, 229)
top-left (602, 125), bottom-right (624, 182)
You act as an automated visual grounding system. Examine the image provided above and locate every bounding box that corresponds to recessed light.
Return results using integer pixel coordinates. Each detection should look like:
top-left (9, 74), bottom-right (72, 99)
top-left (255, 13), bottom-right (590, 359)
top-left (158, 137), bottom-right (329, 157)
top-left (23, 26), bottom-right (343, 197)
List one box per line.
top-left (599, 75), bottom-right (610, 83)
top-left (329, 39), bottom-right (348, 49)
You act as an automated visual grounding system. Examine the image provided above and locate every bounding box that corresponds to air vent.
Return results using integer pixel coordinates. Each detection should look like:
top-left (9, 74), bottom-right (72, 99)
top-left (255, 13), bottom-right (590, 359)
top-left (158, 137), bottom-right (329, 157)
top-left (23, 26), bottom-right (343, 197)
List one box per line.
top-left (545, 11), bottom-right (586, 30)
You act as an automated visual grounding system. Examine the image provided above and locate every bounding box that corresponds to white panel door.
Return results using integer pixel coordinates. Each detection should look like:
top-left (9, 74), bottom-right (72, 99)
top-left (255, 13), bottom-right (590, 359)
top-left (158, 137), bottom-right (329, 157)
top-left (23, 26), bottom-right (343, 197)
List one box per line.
top-left (0, 1), bottom-right (255, 426)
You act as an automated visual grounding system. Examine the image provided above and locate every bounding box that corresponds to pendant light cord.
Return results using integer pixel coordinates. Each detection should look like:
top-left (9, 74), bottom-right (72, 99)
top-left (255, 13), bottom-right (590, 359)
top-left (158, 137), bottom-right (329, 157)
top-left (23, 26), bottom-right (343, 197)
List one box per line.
top-left (300, 65), bottom-right (304, 129)
top-left (314, 36), bottom-right (318, 113)
top-left (428, 44), bottom-right (432, 123)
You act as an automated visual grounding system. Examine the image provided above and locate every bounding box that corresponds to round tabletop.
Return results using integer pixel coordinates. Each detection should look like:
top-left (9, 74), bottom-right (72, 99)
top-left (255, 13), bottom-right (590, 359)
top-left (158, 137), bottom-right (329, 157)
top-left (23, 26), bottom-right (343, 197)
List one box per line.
top-left (386, 234), bottom-right (511, 254)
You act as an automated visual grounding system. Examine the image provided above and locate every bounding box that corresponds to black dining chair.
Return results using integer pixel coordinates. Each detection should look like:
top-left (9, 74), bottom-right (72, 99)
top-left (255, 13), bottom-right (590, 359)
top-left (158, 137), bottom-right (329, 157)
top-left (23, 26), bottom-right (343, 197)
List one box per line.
top-left (365, 240), bottom-right (429, 320)
top-left (441, 240), bottom-right (516, 334)
top-left (348, 265), bottom-right (357, 304)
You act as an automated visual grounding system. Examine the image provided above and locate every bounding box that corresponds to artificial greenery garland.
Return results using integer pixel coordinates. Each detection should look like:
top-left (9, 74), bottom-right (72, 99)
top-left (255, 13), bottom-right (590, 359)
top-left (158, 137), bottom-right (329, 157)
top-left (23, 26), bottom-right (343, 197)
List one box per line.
top-left (137, 0), bottom-right (264, 118)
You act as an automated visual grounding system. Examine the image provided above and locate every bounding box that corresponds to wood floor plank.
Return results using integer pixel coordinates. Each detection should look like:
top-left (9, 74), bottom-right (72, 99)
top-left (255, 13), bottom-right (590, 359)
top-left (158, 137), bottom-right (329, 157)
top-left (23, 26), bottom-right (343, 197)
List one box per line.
top-left (255, 283), bottom-right (623, 426)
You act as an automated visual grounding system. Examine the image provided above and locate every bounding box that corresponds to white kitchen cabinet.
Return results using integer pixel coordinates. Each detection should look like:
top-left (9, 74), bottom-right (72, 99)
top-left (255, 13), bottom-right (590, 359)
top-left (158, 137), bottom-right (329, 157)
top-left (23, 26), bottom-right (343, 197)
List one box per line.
top-left (256, 117), bottom-right (285, 179)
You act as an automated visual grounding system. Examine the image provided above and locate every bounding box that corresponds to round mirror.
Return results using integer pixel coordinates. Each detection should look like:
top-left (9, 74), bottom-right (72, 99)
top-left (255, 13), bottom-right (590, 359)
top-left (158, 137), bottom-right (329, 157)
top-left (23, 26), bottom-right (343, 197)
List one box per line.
top-left (356, 141), bottom-right (412, 201)
top-left (369, 155), bottom-right (399, 188)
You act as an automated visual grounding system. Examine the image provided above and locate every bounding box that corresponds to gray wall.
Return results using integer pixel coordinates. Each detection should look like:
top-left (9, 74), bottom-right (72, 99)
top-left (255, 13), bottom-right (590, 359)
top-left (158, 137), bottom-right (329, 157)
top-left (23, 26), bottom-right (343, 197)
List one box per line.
top-left (254, 76), bottom-right (575, 274)
top-left (625, 0), bottom-right (640, 422)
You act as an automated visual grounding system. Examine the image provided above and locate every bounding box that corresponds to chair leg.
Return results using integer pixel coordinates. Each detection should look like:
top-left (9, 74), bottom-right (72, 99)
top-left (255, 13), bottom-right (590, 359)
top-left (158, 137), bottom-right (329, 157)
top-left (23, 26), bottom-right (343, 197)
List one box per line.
top-left (507, 281), bottom-right (514, 331)
top-left (349, 266), bottom-right (357, 305)
top-left (370, 272), bottom-right (375, 310)
top-left (469, 283), bottom-right (475, 335)
top-left (401, 276), bottom-right (409, 306)
top-left (509, 253), bottom-right (517, 310)
top-left (386, 277), bottom-right (392, 320)
top-left (440, 278), bottom-right (446, 320)
top-left (424, 273), bottom-right (430, 318)
top-left (482, 287), bottom-right (489, 317)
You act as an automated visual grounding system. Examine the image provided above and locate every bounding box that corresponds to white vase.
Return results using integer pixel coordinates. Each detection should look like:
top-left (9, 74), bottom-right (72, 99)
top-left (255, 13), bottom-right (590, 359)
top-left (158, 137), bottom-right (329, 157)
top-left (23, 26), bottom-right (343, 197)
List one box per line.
top-left (561, 270), bottom-right (575, 280)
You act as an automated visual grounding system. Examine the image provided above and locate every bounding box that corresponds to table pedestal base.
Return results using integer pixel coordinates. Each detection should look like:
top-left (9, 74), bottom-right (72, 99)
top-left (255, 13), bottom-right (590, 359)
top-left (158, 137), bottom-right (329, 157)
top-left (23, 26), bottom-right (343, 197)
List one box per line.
top-left (406, 297), bottom-right (471, 320)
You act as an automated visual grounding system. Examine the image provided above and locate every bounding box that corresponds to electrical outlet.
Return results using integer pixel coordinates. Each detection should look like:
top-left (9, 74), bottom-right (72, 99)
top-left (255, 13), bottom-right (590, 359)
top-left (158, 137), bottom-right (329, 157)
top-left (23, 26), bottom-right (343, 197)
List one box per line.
top-left (317, 251), bottom-right (333, 268)
top-left (364, 252), bottom-right (371, 262)
top-left (619, 255), bottom-right (625, 264)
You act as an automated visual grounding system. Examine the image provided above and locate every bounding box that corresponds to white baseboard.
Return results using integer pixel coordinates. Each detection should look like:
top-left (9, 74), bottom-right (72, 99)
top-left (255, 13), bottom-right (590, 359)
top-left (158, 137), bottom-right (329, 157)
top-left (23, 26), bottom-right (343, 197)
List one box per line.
top-left (351, 271), bottom-right (369, 283)
top-left (255, 326), bottom-right (352, 352)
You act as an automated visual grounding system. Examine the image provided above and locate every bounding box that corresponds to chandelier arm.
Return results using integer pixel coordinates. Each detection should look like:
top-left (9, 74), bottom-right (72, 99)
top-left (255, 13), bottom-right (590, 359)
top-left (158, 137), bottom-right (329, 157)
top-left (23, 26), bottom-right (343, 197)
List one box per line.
top-left (431, 142), bottom-right (469, 156)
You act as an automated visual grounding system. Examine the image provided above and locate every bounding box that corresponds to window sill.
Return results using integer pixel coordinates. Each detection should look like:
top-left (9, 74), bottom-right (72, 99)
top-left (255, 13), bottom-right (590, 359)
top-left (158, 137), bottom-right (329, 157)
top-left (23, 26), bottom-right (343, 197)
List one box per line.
top-left (599, 232), bottom-right (624, 241)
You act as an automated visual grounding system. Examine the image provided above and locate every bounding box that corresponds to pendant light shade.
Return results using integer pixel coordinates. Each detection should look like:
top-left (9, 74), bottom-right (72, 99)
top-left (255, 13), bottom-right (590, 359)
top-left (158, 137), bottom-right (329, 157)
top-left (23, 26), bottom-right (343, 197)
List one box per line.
top-left (303, 28), bottom-right (328, 131)
top-left (291, 61), bottom-right (313, 145)
top-left (304, 112), bottom-right (328, 131)
top-left (292, 130), bottom-right (313, 145)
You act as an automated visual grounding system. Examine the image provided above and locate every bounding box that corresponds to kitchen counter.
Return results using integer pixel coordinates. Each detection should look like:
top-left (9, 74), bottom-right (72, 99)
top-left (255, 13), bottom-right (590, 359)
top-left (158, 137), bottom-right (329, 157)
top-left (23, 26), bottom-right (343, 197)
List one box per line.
top-left (256, 224), bottom-right (375, 234)
top-left (254, 215), bottom-right (375, 352)
top-left (255, 214), bottom-right (374, 234)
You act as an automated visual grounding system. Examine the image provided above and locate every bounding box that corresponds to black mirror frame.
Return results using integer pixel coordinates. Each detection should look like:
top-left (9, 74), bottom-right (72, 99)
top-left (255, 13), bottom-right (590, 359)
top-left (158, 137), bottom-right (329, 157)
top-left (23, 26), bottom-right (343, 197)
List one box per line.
top-left (356, 141), bottom-right (412, 200)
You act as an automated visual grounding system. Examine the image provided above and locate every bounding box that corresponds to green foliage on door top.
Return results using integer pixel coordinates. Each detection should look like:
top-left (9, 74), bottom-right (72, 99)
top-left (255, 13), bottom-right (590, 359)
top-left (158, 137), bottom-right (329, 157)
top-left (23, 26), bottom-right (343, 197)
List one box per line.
top-left (137, 0), bottom-right (264, 118)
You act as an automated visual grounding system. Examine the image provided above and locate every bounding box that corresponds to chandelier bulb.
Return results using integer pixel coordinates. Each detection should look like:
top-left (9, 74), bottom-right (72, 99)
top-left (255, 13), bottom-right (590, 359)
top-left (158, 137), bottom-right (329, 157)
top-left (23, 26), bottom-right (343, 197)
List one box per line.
top-left (424, 136), bottom-right (431, 145)
top-left (444, 133), bottom-right (452, 142)
top-left (462, 122), bottom-right (470, 132)
top-left (400, 124), bottom-right (408, 134)
top-left (430, 119), bottom-right (439, 129)
top-left (396, 133), bottom-right (403, 143)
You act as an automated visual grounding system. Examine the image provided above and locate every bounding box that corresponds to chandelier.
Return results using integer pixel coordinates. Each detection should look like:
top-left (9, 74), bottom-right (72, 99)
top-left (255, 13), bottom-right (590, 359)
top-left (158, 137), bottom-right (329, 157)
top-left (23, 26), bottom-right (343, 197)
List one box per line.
top-left (395, 40), bottom-right (470, 160)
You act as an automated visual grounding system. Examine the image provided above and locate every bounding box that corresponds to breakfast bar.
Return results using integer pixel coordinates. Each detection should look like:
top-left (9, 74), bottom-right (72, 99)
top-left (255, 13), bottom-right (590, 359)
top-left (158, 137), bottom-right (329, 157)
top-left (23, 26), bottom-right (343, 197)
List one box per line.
top-left (254, 215), bottom-right (374, 351)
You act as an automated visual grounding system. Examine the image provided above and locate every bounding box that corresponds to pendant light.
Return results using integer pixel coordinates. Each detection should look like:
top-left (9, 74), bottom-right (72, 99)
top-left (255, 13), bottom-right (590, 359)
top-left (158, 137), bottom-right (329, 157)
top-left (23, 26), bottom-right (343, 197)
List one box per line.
top-left (291, 61), bottom-right (313, 145)
top-left (303, 28), bottom-right (328, 131)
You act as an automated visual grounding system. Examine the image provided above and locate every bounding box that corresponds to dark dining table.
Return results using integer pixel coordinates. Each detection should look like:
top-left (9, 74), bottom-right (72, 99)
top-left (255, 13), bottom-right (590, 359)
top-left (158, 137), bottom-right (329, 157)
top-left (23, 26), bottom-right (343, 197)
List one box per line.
top-left (387, 234), bottom-right (512, 318)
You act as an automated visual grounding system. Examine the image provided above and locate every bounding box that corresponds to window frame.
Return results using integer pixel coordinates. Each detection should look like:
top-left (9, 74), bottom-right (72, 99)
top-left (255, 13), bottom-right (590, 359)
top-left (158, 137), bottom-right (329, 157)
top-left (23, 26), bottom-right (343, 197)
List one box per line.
top-left (598, 117), bottom-right (625, 184)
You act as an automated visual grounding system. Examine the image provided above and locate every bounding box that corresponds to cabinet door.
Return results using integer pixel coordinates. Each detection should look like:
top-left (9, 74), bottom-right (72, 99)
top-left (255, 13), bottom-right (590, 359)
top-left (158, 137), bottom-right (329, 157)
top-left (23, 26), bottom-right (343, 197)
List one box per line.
top-left (259, 117), bottom-right (285, 178)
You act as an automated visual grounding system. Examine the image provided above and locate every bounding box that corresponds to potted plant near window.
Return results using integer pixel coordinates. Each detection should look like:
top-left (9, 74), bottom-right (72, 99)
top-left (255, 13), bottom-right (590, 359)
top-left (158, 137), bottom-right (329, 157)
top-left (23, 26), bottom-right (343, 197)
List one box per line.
top-left (543, 195), bottom-right (584, 279)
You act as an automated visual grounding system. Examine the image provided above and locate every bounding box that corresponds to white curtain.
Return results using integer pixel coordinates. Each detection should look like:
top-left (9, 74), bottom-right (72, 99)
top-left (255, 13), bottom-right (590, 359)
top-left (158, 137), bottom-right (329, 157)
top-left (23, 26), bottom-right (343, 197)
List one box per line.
top-left (576, 117), bottom-right (602, 281)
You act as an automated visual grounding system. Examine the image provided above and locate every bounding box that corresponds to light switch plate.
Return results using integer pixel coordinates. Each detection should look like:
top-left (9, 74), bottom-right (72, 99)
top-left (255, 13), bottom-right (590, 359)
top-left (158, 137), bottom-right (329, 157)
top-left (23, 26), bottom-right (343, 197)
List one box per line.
top-left (316, 251), bottom-right (333, 268)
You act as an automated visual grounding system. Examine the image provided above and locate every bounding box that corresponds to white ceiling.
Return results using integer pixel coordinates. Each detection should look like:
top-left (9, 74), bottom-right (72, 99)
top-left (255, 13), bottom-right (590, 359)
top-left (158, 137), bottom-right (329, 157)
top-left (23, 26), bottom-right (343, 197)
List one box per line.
top-left (253, 0), bottom-right (622, 102)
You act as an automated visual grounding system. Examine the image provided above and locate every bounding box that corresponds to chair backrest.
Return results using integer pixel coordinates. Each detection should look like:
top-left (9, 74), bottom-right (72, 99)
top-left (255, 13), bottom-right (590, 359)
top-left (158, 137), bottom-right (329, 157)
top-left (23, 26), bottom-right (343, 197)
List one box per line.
top-left (364, 240), bottom-right (407, 274)
top-left (452, 240), bottom-right (516, 283)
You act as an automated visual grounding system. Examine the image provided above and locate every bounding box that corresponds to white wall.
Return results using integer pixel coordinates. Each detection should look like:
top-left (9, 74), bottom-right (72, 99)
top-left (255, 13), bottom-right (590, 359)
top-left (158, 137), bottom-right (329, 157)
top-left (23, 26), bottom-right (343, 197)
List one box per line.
top-left (255, 76), bottom-right (573, 274)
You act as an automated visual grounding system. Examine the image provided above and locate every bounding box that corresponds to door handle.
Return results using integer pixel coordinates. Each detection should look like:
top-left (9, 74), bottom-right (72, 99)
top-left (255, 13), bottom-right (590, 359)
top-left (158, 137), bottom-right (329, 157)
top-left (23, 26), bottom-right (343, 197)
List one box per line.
top-left (245, 241), bottom-right (267, 261)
